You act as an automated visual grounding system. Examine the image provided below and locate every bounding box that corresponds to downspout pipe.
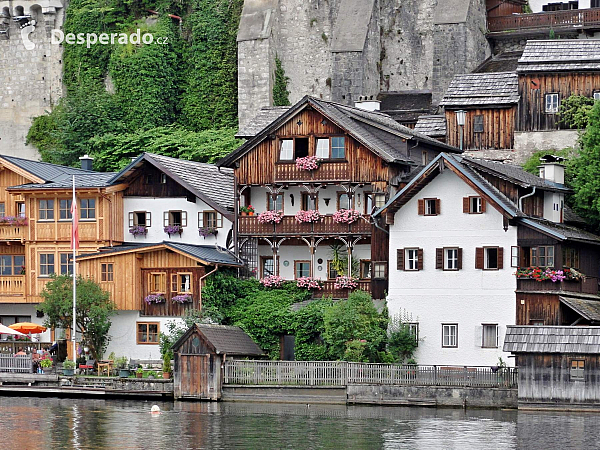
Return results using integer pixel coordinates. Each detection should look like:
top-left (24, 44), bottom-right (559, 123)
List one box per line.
top-left (518, 186), bottom-right (536, 213)
top-left (372, 215), bottom-right (389, 235)
top-left (199, 264), bottom-right (219, 304)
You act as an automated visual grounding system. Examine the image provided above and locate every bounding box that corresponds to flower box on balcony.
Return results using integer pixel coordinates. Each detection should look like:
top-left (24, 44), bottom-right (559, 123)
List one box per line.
top-left (295, 156), bottom-right (321, 171)
top-left (199, 227), bottom-right (218, 238)
top-left (0, 216), bottom-right (28, 227)
top-left (334, 275), bottom-right (359, 290)
top-left (515, 267), bottom-right (583, 283)
top-left (332, 209), bottom-right (361, 224)
top-left (164, 225), bottom-right (183, 236)
top-left (257, 210), bottom-right (284, 224)
top-left (295, 210), bottom-right (321, 223)
top-left (129, 225), bottom-right (147, 237)
top-left (296, 276), bottom-right (323, 290)
top-left (172, 294), bottom-right (193, 304)
top-left (260, 275), bottom-right (285, 288)
top-left (144, 294), bottom-right (166, 304)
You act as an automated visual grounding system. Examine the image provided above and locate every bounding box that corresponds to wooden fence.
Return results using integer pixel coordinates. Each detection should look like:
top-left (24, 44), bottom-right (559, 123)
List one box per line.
top-left (488, 8), bottom-right (600, 32)
top-left (224, 360), bottom-right (518, 388)
top-left (0, 354), bottom-right (33, 373)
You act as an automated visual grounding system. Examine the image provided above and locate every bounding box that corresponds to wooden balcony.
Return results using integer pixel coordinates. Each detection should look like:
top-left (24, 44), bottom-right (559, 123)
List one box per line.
top-left (275, 161), bottom-right (350, 182)
top-left (517, 277), bottom-right (598, 295)
top-left (0, 226), bottom-right (25, 242)
top-left (0, 276), bottom-right (25, 297)
top-left (488, 8), bottom-right (600, 33)
top-left (313, 280), bottom-right (371, 299)
top-left (238, 215), bottom-right (372, 237)
top-left (141, 296), bottom-right (198, 317)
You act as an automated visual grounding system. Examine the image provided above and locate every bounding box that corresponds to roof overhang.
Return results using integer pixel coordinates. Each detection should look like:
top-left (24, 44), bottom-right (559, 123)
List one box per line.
top-left (0, 157), bottom-right (46, 184)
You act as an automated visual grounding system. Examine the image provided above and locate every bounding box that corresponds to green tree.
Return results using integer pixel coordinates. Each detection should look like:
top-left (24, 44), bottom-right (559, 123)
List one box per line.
top-left (387, 312), bottom-right (418, 363)
top-left (273, 56), bottom-right (291, 106)
top-left (39, 275), bottom-right (116, 361)
top-left (521, 147), bottom-right (575, 175)
top-left (559, 95), bottom-right (595, 129)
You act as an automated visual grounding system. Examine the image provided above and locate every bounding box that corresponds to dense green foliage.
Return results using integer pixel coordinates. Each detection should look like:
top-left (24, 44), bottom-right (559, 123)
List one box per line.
top-left (27, 0), bottom-right (243, 168)
top-left (521, 147), bottom-right (575, 175)
top-left (559, 95), bottom-right (595, 129)
top-left (39, 275), bottom-right (116, 360)
top-left (273, 56), bottom-right (291, 107)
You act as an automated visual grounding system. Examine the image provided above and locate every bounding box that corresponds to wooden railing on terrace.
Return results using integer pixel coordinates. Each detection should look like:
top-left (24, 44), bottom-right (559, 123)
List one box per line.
top-left (0, 225), bottom-right (25, 241)
top-left (0, 354), bottom-right (33, 373)
top-left (224, 360), bottom-right (518, 388)
top-left (239, 215), bottom-right (372, 236)
top-left (0, 276), bottom-right (25, 296)
top-left (488, 8), bottom-right (600, 32)
top-left (517, 277), bottom-right (598, 295)
top-left (313, 280), bottom-right (371, 299)
top-left (275, 162), bottom-right (350, 182)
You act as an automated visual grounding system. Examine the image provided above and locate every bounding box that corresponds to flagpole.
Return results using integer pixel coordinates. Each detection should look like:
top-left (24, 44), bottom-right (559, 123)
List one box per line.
top-left (72, 175), bottom-right (77, 362)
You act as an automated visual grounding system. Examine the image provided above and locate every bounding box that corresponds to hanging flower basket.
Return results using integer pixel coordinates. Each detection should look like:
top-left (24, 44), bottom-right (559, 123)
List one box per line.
top-left (295, 156), bottom-right (320, 171)
top-left (296, 277), bottom-right (323, 290)
top-left (144, 294), bottom-right (166, 304)
top-left (171, 294), bottom-right (193, 304)
top-left (332, 209), bottom-right (361, 224)
top-left (295, 210), bottom-right (322, 223)
top-left (515, 267), bottom-right (583, 282)
top-left (0, 216), bottom-right (28, 226)
top-left (199, 227), bottom-right (218, 238)
top-left (260, 275), bottom-right (285, 288)
top-left (164, 225), bottom-right (183, 236)
top-left (257, 210), bottom-right (284, 224)
top-left (334, 275), bottom-right (359, 290)
top-left (129, 225), bottom-right (147, 237)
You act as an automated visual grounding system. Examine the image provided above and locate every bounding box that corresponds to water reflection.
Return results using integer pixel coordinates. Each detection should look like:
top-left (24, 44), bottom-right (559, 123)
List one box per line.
top-left (0, 397), bottom-right (597, 449)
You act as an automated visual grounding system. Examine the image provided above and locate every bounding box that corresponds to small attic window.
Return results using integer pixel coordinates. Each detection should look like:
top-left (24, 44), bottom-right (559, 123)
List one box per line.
top-left (145, 174), bottom-right (152, 184)
top-left (473, 115), bottom-right (484, 133)
top-left (160, 173), bottom-right (167, 184)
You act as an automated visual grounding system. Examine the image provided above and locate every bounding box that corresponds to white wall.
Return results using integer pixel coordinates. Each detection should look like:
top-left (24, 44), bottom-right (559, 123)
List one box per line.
top-left (123, 197), bottom-right (232, 248)
top-left (386, 170), bottom-right (517, 367)
top-left (0, 304), bottom-right (51, 342)
top-left (529, 0), bottom-right (591, 13)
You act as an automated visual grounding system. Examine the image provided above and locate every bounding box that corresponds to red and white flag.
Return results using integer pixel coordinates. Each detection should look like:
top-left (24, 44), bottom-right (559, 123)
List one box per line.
top-left (71, 196), bottom-right (79, 250)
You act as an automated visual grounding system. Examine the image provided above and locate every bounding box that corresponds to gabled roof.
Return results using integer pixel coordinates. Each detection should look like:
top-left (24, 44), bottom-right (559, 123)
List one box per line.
top-left (8, 173), bottom-right (115, 191)
top-left (76, 241), bottom-right (242, 267)
top-left (503, 325), bottom-right (600, 354)
top-left (218, 96), bottom-right (460, 168)
top-left (440, 72), bottom-right (519, 107)
top-left (172, 323), bottom-right (264, 356)
top-left (518, 40), bottom-right (600, 73)
top-left (236, 106), bottom-right (290, 138)
top-left (560, 296), bottom-right (600, 324)
top-left (108, 153), bottom-right (235, 217)
top-left (414, 115), bottom-right (446, 138)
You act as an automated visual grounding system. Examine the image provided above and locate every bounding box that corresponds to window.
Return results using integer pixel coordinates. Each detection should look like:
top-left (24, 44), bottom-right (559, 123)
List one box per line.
top-left (409, 323), bottom-right (419, 344)
top-left (360, 260), bottom-right (371, 279)
top-left (172, 273), bottom-right (192, 293)
top-left (442, 324), bottom-right (458, 348)
top-left (16, 202), bottom-right (25, 218)
top-left (301, 192), bottom-right (317, 211)
top-left (0, 202), bottom-right (4, 218)
top-left (149, 272), bottom-right (166, 293)
top-left (531, 246), bottom-right (554, 267)
top-left (268, 194), bottom-right (284, 212)
top-left (593, 0), bottom-right (600, 8)
top-left (543, 1), bottom-right (579, 11)
top-left (563, 247), bottom-right (580, 269)
top-left (261, 257), bottom-right (274, 278)
top-left (60, 253), bottom-right (72, 275)
top-left (0, 255), bottom-right (24, 276)
top-left (374, 194), bottom-right (386, 209)
top-left (129, 211), bottom-right (151, 228)
top-left (316, 138), bottom-right (330, 159)
top-left (464, 196), bottom-right (484, 214)
top-left (279, 139), bottom-right (294, 160)
top-left (337, 192), bottom-right (351, 210)
top-left (164, 210), bottom-right (187, 227)
top-left (406, 248), bottom-right (421, 271)
top-left (444, 248), bottom-right (459, 271)
top-left (145, 174), bottom-right (153, 184)
top-left (418, 198), bottom-right (440, 216)
top-left (202, 211), bottom-right (222, 228)
top-left (295, 138), bottom-right (309, 158)
top-left (372, 262), bottom-right (387, 279)
top-left (59, 199), bottom-right (72, 220)
top-left (39, 199), bottom-right (54, 221)
top-left (331, 137), bottom-right (345, 159)
top-left (570, 360), bottom-right (585, 381)
top-left (476, 247), bottom-right (503, 270)
top-left (160, 173), bottom-right (167, 184)
top-left (39, 253), bottom-right (55, 276)
top-left (327, 260), bottom-right (342, 280)
top-left (485, 247), bottom-right (499, 270)
top-left (530, 320), bottom-right (545, 326)
top-left (137, 322), bottom-right (159, 344)
top-left (80, 199), bottom-right (96, 220)
top-left (422, 151), bottom-right (428, 166)
top-left (473, 115), bottom-right (484, 133)
top-left (101, 263), bottom-right (114, 282)
top-left (545, 93), bottom-right (559, 113)
top-left (511, 246), bottom-right (519, 268)
top-left (594, 92), bottom-right (600, 102)
top-left (482, 324), bottom-right (498, 348)
top-left (295, 261), bottom-right (310, 279)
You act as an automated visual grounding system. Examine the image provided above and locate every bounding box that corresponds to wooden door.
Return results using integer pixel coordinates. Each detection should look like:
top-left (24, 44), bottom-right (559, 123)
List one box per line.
top-left (178, 354), bottom-right (209, 399)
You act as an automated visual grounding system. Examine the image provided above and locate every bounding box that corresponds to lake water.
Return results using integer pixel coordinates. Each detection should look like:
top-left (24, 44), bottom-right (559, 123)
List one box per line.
top-left (0, 397), bottom-right (598, 449)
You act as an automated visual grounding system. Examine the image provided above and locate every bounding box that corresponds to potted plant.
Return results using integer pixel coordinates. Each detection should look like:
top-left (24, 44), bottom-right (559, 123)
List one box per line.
top-left (199, 227), bottom-right (218, 238)
top-left (164, 224), bottom-right (183, 236)
top-left (239, 205), bottom-right (248, 216)
top-left (136, 366), bottom-right (144, 379)
top-left (116, 356), bottom-right (130, 378)
top-left (62, 359), bottom-right (76, 376)
top-left (247, 205), bottom-right (255, 216)
top-left (129, 225), bottom-right (147, 237)
top-left (162, 351), bottom-right (172, 379)
top-left (39, 357), bottom-right (53, 374)
top-left (147, 370), bottom-right (157, 380)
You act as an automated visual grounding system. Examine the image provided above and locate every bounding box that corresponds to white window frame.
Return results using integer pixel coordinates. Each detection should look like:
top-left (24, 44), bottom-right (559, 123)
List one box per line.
top-left (409, 323), bottom-right (419, 345)
top-left (316, 138), bottom-right (330, 159)
top-left (482, 324), bottom-right (498, 348)
top-left (279, 139), bottom-right (294, 161)
top-left (425, 199), bottom-right (437, 216)
top-left (444, 248), bottom-right (459, 271)
top-left (442, 324), bottom-right (458, 348)
top-left (405, 248), bottom-right (419, 271)
top-left (470, 196), bottom-right (482, 214)
top-left (545, 93), bottom-right (559, 114)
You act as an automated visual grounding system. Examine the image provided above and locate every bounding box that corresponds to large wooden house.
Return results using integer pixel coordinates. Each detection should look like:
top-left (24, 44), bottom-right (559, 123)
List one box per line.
top-left (217, 96), bottom-right (460, 300)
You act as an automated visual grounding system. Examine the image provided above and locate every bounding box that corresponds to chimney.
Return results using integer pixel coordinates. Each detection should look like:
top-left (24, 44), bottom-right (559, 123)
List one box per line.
top-left (79, 154), bottom-right (94, 171)
top-left (354, 95), bottom-right (381, 112)
top-left (538, 155), bottom-right (565, 185)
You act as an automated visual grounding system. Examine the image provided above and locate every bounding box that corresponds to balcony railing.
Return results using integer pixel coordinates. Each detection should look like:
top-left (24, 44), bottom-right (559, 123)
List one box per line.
top-left (0, 276), bottom-right (25, 296)
top-left (488, 8), bottom-right (600, 32)
top-left (239, 215), bottom-right (372, 236)
top-left (0, 225), bottom-right (25, 241)
top-left (312, 280), bottom-right (371, 299)
top-left (275, 161), bottom-right (350, 182)
top-left (517, 277), bottom-right (598, 295)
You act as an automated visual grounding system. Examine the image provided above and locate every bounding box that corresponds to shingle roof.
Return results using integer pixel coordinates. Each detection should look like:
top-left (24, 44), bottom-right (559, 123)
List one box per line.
top-left (110, 153), bottom-right (235, 215)
top-left (8, 172), bottom-right (115, 190)
top-left (503, 325), bottom-right (600, 354)
top-left (76, 241), bottom-right (242, 266)
top-left (236, 107), bottom-right (290, 138)
top-left (377, 91), bottom-right (433, 124)
top-left (173, 323), bottom-right (263, 356)
top-left (520, 218), bottom-right (600, 244)
top-left (440, 72), bottom-right (519, 107)
top-left (518, 40), bottom-right (600, 73)
top-left (414, 115), bottom-right (446, 138)
top-left (474, 51), bottom-right (522, 74)
top-left (560, 296), bottom-right (600, 323)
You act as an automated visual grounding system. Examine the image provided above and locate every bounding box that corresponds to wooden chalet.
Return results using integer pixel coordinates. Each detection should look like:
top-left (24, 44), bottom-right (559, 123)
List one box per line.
top-left (173, 323), bottom-right (263, 401)
top-left (218, 95), bottom-right (460, 300)
top-left (504, 325), bottom-right (600, 409)
top-left (440, 72), bottom-right (519, 150)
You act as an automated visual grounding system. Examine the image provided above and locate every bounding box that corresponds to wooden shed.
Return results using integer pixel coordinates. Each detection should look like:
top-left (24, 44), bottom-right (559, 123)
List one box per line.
top-left (504, 325), bottom-right (600, 410)
top-left (173, 323), bottom-right (263, 401)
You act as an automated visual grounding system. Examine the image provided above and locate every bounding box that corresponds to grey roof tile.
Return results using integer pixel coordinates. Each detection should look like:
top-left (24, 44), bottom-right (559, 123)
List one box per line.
top-left (236, 107), bottom-right (291, 138)
top-left (521, 218), bottom-right (600, 244)
top-left (518, 40), bottom-right (600, 72)
top-left (173, 323), bottom-right (263, 356)
top-left (0, 155), bottom-right (94, 182)
top-left (8, 173), bottom-right (115, 190)
top-left (504, 325), bottom-right (600, 354)
top-left (474, 51), bottom-right (522, 74)
top-left (440, 72), bottom-right (519, 107)
top-left (414, 115), bottom-right (447, 138)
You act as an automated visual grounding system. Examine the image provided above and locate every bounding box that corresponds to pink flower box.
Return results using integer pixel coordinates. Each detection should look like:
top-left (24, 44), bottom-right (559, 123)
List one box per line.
top-left (294, 210), bottom-right (322, 223)
top-left (295, 156), bottom-right (320, 171)
top-left (332, 209), bottom-right (361, 224)
top-left (257, 210), bottom-right (284, 224)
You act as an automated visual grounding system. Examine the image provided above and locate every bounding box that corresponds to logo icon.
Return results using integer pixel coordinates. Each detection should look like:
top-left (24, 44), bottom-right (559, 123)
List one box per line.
top-left (20, 21), bottom-right (35, 50)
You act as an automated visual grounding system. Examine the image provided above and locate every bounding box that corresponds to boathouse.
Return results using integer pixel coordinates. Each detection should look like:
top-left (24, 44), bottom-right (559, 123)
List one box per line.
top-left (504, 325), bottom-right (600, 410)
top-left (173, 323), bottom-right (263, 401)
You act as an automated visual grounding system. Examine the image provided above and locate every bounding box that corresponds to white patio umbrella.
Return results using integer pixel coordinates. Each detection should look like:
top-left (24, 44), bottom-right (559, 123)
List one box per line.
top-left (0, 323), bottom-right (26, 336)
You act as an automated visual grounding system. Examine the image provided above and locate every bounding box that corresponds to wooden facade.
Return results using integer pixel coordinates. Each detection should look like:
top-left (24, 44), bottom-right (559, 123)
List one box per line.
top-left (486, 0), bottom-right (526, 18)
top-left (445, 107), bottom-right (516, 150)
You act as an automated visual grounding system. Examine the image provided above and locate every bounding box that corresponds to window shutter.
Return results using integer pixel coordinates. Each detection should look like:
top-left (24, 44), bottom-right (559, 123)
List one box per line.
top-left (417, 248), bottom-right (424, 271)
top-left (458, 248), bottom-right (463, 270)
top-left (397, 249), bottom-right (404, 271)
top-left (198, 212), bottom-right (203, 227)
top-left (418, 199), bottom-right (425, 215)
top-left (481, 198), bottom-right (487, 213)
top-left (128, 212), bottom-right (134, 227)
top-left (498, 247), bottom-right (504, 269)
top-left (182, 211), bottom-right (187, 227)
top-left (463, 197), bottom-right (469, 214)
top-left (435, 199), bottom-right (441, 215)
top-left (163, 212), bottom-right (169, 227)
top-left (436, 248), bottom-right (443, 269)
top-left (475, 248), bottom-right (484, 269)
top-left (217, 213), bottom-right (223, 228)
top-left (145, 212), bottom-right (151, 227)
top-left (171, 274), bottom-right (177, 293)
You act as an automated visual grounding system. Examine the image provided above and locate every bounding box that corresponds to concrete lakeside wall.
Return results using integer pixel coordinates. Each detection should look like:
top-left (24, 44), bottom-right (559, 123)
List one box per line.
top-left (222, 384), bottom-right (518, 409)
